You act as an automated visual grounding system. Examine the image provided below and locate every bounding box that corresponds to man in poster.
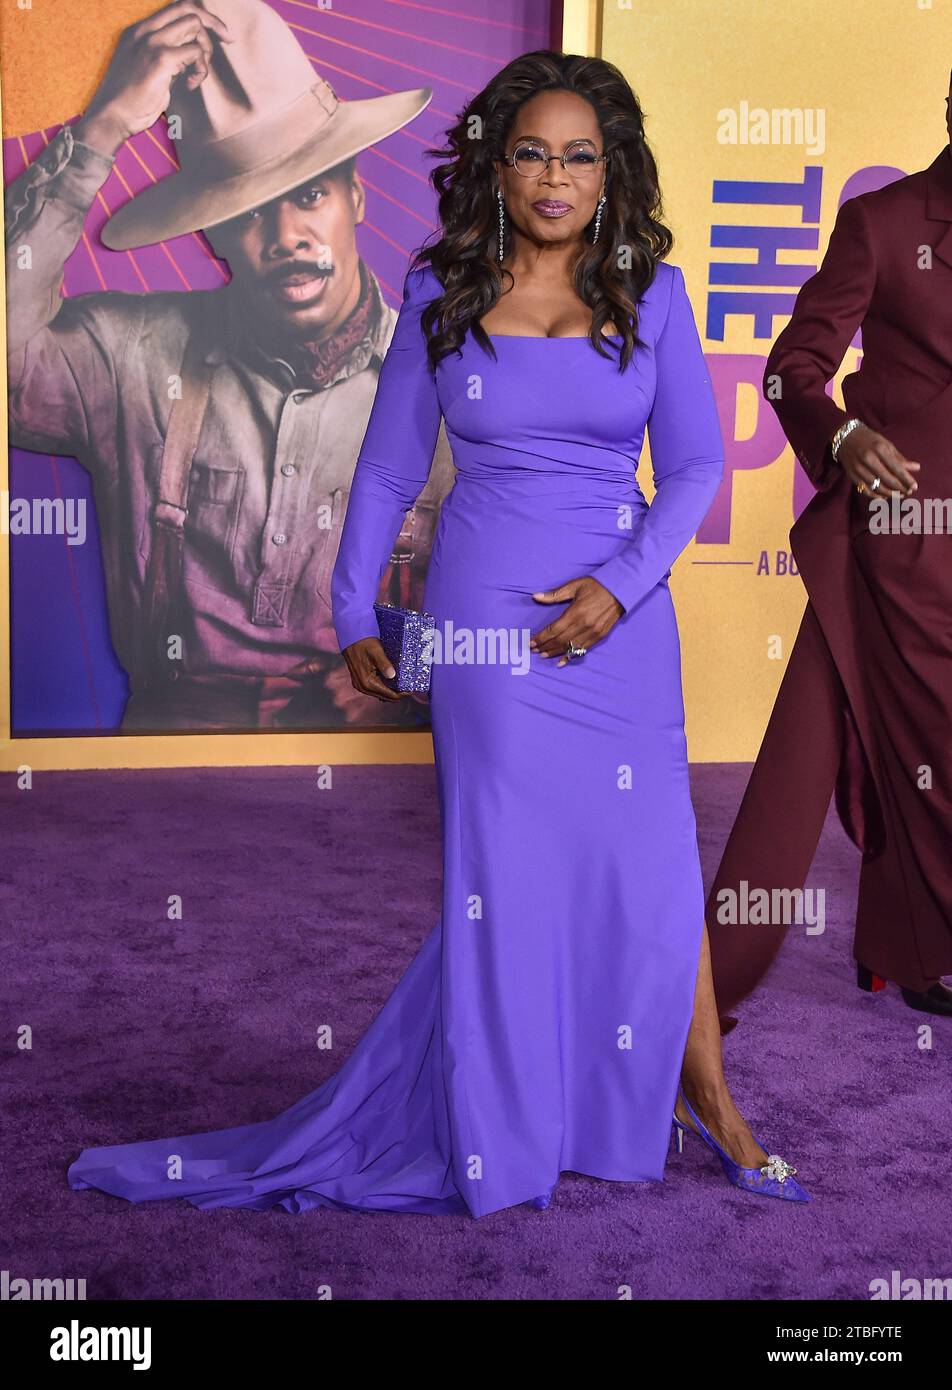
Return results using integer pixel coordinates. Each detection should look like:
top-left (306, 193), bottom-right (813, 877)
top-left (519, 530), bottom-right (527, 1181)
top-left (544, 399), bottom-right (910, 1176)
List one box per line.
top-left (5, 0), bottom-right (454, 731)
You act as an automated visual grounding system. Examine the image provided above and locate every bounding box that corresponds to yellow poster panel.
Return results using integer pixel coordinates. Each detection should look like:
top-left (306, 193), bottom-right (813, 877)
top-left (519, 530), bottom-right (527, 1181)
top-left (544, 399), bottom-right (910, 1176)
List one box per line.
top-left (601, 0), bottom-right (952, 759)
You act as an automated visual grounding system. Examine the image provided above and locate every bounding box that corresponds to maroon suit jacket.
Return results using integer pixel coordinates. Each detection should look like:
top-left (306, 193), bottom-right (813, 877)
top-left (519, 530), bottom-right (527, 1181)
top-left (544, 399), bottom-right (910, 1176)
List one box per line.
top-left (771, 144), bottom-right (952, 494)
top-left (705, 145), bottom-right (952, 1013)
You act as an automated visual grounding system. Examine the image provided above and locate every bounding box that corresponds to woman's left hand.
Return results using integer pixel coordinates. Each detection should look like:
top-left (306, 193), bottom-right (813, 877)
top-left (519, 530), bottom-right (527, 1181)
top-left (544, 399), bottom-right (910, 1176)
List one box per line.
top-left (530, 577), bottom-right (624, 667)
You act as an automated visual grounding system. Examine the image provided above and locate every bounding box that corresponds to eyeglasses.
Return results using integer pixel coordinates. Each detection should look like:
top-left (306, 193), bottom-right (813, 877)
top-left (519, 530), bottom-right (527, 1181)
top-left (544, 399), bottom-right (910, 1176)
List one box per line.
top-left (502, 139), bottom-right (608, 178)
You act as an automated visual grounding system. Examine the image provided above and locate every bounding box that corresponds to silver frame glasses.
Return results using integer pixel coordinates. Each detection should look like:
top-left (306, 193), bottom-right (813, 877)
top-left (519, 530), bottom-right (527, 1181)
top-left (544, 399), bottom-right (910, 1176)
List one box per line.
top-left (502, 138), bottom-right (608, 178)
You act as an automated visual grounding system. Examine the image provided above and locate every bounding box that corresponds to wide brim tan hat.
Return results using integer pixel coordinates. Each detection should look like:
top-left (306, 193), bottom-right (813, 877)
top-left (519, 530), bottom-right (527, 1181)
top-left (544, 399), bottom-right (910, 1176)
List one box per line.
top-left (101, 0), bottom-right (432, 251)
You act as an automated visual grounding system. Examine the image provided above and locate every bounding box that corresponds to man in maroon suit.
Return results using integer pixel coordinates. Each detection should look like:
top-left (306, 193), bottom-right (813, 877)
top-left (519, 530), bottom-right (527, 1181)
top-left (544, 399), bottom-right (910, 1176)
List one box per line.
top-left (706, 77), bottom-right (952, 1020)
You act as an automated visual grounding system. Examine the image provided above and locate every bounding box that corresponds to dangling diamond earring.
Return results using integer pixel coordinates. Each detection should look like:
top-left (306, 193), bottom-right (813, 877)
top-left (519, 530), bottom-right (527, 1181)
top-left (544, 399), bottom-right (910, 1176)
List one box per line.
top-left (497, 189), bottom-right (505, 263)
top-left (592, 194), bottom-right (607, 244)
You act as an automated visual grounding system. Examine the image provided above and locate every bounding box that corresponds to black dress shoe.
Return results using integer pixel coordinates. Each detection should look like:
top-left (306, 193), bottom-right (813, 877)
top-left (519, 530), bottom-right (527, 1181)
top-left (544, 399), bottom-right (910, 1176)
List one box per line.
top-left (899, 982), bottom-right (952, 1016)
top-left (857, 963), bottom-right (952, 1017)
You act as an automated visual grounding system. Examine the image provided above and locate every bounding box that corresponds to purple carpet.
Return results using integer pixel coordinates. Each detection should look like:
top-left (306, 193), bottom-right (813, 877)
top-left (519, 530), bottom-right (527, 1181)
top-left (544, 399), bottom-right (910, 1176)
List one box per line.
top-left (2, 763), bottom-right (946, 1299)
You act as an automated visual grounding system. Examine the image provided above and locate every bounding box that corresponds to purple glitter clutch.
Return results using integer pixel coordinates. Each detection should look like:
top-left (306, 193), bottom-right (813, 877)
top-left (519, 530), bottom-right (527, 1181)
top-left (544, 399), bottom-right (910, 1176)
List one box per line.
top-left (373, 602), bottom-right (436, 693)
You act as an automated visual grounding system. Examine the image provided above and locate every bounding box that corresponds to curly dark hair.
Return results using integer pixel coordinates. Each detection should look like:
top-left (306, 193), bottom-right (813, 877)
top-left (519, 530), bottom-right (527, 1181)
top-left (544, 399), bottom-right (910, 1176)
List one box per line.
top-left (409, 50), bottom-right (673, 373)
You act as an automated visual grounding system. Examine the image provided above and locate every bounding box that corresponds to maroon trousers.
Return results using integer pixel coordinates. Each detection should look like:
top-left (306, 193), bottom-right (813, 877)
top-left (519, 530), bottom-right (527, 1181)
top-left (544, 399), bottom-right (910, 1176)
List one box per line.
top-left (705, 436), bottom-right (952, 1016)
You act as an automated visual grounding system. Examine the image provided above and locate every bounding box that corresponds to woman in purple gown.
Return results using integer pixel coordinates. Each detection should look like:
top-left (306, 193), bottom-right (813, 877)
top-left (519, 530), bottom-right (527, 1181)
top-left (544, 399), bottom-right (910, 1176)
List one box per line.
top-left (68, 53), bottom-right (808, 1216)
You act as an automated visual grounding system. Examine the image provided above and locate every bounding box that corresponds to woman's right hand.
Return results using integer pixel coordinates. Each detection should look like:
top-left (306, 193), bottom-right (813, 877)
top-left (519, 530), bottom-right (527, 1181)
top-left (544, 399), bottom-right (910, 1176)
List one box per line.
top-left (342, 638), bottom-right (405, 704)
top-left (835, 424), bottom-right (920, 496)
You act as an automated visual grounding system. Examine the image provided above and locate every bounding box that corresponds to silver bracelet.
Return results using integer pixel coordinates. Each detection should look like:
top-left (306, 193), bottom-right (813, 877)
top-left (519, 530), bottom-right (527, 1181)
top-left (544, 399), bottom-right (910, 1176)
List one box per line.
top-left (831, 417), bottom-right (864, 462)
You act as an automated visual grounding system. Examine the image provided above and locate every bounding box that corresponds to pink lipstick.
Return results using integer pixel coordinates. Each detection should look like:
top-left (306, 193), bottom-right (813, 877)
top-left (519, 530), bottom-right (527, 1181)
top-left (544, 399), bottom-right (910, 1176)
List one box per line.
top-left (532, 200), bottom-right (573, 218)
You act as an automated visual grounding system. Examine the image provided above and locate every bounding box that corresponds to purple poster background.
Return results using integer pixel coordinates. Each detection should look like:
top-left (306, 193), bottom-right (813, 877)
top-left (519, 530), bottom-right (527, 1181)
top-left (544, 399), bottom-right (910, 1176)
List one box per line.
top-left (4, 0), bottom-right (559, 734)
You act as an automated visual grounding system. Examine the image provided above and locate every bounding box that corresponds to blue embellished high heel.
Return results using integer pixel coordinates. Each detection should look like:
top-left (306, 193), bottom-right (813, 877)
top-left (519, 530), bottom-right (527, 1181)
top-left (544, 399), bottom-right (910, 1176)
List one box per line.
top-left (671, 1090), bottom-right (810, 1203)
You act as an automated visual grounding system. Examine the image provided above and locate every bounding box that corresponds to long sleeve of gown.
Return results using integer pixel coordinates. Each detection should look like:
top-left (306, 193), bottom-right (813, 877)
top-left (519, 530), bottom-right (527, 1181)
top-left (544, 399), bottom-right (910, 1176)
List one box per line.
top-left (591, 265), bottom-right (725, 615)
top-left (331, 265), bottom-right (444, 652)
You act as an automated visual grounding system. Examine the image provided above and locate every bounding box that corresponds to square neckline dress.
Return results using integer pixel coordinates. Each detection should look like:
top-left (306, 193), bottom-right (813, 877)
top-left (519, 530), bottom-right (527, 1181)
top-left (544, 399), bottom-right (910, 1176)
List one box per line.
top-left (67, 261), bottom-right (725, 1218)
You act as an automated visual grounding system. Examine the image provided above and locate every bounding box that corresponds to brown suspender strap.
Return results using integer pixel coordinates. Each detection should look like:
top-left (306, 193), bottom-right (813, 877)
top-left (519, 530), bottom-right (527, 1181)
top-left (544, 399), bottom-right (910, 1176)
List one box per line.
top-left (137, 327), bottom-right (215, 690)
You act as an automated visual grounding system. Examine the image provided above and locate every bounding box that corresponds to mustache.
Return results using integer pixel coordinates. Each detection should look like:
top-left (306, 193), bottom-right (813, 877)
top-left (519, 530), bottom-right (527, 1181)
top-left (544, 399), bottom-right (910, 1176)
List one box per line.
top-left (263, 261), bottom-right (334, 287)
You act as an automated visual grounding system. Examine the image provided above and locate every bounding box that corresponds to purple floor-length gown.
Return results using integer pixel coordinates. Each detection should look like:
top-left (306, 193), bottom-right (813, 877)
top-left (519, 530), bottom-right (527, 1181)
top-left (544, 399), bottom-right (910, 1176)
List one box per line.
top-left (67, 261), bottom-right (724, 1218)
